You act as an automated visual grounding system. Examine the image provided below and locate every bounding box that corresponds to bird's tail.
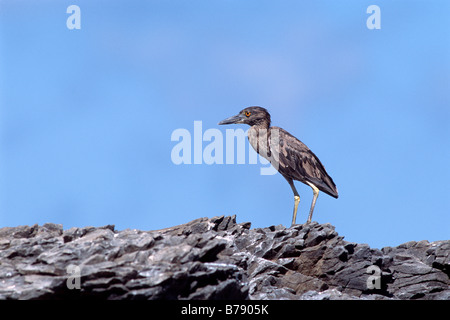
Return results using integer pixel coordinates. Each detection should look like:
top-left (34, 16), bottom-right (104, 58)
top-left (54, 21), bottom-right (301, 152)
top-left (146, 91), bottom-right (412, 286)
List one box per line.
top-left (308, 175), bottom-right (338, 199)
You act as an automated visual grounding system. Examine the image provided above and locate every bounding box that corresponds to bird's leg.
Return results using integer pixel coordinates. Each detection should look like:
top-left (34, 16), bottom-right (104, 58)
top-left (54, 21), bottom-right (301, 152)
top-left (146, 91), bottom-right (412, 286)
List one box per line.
top-left (292, 195), bottom-right (300, 226)
top-left (286, 178), bottom-right (300, 226)
top-left (306, 182), bottom-right (319, 223)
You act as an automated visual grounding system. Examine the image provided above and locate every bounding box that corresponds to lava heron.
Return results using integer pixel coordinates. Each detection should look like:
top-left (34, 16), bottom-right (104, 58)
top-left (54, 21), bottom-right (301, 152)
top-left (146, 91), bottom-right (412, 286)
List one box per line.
top-left (218, 106), bottom-right (338, 225)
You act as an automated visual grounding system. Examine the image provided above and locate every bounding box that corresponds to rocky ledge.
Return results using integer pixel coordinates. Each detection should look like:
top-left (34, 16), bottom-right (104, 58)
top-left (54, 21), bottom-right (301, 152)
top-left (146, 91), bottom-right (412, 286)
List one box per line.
top-left (0, 216), bottom-right (448, 300)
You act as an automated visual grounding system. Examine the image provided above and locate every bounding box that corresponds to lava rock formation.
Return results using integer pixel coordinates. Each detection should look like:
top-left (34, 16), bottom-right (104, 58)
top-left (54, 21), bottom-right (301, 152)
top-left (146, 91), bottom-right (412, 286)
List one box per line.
top-left (0, 216), bottom-right (448, 300)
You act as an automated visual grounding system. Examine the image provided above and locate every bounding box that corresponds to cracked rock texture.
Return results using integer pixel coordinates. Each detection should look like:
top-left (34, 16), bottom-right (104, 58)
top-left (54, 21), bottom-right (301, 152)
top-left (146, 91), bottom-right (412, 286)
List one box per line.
top-left (0, 216), bottom-right (448, 300)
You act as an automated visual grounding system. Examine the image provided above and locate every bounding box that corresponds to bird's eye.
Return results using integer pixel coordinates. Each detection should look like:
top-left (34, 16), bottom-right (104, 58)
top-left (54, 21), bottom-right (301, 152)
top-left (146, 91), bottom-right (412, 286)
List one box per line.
top-left (245, 111), bottom-right (251, 117)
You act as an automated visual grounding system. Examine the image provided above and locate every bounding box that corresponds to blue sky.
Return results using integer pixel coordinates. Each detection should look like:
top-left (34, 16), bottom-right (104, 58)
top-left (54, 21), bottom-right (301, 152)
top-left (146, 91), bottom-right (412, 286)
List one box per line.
top-left (0, 0), bottom-right (449, 248)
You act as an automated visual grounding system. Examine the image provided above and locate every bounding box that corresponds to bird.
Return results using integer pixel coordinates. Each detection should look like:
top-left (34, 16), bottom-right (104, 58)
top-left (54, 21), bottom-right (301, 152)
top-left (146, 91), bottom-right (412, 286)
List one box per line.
top-left (218, 106), bottom-right (338, 225)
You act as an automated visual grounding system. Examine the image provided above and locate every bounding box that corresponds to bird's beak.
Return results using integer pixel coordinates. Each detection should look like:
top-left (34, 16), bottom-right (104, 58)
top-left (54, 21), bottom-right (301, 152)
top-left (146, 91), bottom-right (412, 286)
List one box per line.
top-left (218, 113), bottom-right (244, 125)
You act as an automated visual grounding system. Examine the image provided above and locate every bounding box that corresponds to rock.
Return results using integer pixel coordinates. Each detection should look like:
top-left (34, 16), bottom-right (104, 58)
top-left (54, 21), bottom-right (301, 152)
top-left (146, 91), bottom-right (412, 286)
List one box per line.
top-left (0, 216), bottom-right (448, 300)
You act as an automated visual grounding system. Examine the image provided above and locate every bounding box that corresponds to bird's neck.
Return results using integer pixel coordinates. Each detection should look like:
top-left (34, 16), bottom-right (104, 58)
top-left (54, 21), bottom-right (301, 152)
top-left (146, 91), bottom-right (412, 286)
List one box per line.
top-left (251, 119), bottom-right (270, 130)
top-left (248, 121), bottom-right (272, 161)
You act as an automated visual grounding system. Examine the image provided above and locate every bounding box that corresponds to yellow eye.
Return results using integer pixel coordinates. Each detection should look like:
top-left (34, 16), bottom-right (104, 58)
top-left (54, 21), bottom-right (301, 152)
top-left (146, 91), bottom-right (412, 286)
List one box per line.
top-left (245, 111), bottom-right (251, 117)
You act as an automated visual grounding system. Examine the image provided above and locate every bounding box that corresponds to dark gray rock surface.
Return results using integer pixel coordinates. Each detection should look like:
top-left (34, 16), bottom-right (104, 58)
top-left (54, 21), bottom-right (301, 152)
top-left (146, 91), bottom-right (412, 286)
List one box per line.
top-left (0, 216), bottom-right (448, 300)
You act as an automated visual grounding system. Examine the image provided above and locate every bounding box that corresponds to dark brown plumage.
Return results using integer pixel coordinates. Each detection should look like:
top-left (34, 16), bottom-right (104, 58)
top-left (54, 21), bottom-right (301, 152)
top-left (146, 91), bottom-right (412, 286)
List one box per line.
top-left (218, 106), bottom-right (338, 225)
top-left (272, 126), bottom-right (338, 198)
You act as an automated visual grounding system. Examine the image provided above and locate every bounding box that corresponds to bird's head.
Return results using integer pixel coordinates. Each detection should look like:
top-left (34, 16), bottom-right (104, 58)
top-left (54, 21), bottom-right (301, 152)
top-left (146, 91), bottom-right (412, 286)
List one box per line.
top-left (218, 106), bottom-right (271, 127)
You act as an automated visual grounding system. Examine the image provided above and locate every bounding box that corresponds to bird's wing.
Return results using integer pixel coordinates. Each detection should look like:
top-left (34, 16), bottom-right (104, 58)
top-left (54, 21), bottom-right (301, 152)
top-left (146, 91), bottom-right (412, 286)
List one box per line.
top-left (269, 127), bottom-right (338, 198)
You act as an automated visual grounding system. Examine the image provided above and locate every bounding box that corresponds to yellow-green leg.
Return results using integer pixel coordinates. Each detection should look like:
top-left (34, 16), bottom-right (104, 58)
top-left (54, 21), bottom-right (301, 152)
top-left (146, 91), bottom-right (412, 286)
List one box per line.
top-left (291, 195), bottom-right (300, 226)
top-left (306, 181), bottom-right (320, 223)
top-left (285, 177), bottom-right (300, 226)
